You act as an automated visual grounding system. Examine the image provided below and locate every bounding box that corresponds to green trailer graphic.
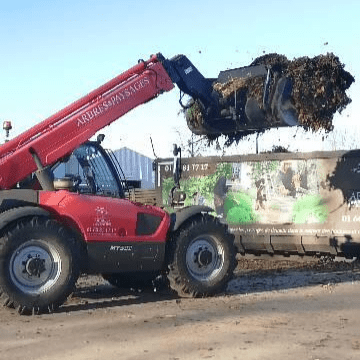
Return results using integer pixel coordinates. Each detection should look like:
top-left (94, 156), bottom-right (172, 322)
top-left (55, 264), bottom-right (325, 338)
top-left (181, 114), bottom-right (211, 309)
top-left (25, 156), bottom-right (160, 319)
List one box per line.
top-left (159, 157), bottom-right (333, 225)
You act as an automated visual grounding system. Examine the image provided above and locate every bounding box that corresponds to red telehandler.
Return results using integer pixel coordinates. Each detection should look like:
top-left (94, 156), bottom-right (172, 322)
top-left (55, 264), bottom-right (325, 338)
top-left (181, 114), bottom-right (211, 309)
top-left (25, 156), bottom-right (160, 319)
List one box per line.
top-left (0, 52), bottom-right (305, 314)
top-left (0, 54), bottom-right (239, 314)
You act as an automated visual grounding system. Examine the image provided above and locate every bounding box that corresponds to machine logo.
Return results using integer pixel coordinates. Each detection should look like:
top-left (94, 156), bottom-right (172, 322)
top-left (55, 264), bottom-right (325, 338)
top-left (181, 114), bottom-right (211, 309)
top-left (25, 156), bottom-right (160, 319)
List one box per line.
top-left (109, 245), bottom-right (132, 252)
top-left (87, 206), bottom-right (118, 236)
top-left (77, 77), bottom-right (150, 127)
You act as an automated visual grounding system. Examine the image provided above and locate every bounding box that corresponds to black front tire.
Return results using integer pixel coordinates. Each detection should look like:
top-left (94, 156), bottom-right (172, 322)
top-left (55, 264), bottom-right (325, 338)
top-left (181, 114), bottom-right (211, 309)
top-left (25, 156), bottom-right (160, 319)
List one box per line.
top-left (167, 214), bottom-right (236, 297)
top-left (0, 217), bottom-right (80, 314)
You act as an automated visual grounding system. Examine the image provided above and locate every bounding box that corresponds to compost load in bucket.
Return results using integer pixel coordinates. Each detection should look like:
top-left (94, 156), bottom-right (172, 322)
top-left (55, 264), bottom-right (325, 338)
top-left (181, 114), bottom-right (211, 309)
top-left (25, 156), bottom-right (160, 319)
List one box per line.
top-left (186, 52), bottom-right (355, 140)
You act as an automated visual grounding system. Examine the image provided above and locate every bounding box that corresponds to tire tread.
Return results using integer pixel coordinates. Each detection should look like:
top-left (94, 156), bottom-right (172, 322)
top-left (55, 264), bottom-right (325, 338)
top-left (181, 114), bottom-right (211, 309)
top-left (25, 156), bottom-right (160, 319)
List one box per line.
top-left (167, 214), bottom-right (236, 298)
top-left (0, 216), bottom-right (80, 314)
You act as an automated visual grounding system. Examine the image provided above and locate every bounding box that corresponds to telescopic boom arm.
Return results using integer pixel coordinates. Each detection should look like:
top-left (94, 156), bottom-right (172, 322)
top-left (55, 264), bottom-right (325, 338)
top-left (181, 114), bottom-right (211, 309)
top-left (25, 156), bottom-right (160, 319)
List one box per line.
top-left (0, 55), bottom-right (174, 189)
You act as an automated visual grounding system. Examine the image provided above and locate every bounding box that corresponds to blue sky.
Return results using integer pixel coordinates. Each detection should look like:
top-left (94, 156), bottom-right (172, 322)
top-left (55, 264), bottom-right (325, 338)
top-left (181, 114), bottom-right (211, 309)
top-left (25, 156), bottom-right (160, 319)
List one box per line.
top-left (0, 0), bottom-right (359, 157)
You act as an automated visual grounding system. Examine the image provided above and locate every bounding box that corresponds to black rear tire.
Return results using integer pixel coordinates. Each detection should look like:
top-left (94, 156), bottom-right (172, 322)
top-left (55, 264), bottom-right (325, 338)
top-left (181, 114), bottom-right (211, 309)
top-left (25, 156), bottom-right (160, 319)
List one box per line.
top-left (0, 217), bottom-right (80, 314)
top-left (167, 214), bottom-right (236, 297)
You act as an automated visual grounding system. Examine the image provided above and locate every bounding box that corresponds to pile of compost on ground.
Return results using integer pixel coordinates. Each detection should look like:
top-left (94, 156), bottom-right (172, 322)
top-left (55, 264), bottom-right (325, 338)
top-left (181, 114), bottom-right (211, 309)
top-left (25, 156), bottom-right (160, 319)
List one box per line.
top-left (188, 52), bottom-right (355, 144)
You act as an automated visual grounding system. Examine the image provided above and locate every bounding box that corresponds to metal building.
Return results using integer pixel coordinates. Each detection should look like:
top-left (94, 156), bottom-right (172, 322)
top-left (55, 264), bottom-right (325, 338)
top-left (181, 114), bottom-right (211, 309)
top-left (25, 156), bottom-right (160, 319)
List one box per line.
top-left (112, 147), bottom-right (154, 189)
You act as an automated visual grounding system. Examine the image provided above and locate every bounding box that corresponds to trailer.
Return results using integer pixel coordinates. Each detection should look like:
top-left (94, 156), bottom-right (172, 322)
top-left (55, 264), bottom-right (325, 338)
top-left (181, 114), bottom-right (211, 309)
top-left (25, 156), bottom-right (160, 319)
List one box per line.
top-left (154, 149), bottom-right (360, 259)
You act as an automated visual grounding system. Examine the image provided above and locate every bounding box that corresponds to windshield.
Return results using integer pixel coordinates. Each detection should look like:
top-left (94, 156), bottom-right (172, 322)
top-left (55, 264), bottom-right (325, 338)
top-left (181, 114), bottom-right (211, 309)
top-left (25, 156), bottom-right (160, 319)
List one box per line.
top-left (53, 142), bottom-right (125, 198)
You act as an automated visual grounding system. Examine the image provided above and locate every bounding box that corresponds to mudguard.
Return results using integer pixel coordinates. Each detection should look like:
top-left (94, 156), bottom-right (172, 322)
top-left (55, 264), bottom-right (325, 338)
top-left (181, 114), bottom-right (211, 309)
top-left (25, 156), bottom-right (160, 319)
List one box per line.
top-left (0, 206), bottom-right (50, 232)
top-left (170, 205), bottom-right (214, 232)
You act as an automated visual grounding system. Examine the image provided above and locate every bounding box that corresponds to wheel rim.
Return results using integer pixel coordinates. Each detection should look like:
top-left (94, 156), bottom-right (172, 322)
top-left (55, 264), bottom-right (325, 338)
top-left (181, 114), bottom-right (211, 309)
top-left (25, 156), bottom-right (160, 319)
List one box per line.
top-left (9, 240), bottom-right (62, 295)
top-left (185, 235), bottom-right (225, 282)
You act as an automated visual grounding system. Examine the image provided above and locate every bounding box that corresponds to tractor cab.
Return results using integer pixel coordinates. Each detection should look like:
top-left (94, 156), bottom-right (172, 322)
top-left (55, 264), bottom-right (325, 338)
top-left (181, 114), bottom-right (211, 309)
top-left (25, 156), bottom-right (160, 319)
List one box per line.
top-left (52, 135), bottom-right (126, 199)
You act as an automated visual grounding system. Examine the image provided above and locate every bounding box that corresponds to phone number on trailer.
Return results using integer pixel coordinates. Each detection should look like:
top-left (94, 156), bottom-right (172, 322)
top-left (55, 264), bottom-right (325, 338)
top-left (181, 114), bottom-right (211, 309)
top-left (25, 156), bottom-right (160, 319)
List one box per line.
top-left (163, 163), bottom-right (209, 173)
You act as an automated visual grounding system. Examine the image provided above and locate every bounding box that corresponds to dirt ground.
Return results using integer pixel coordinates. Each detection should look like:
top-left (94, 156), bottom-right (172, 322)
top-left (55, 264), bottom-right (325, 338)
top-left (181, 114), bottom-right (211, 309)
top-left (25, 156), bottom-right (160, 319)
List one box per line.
top-left (1, 257), bottom-right (360, 360)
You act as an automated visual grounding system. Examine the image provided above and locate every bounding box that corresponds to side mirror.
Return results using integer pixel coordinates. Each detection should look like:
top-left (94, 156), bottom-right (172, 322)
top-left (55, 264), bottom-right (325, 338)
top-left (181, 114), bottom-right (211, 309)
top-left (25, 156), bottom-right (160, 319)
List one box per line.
top-left (172, 144), bottom-right (182, 186)
top-left (168, 144), bottom-right (186, 208)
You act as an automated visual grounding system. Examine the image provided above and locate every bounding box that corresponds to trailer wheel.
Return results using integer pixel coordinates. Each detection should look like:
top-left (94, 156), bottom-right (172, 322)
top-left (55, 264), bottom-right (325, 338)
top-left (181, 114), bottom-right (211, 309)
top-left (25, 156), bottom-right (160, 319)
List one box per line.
top-left (167, 215), bottom-right (236, 297)
top-left (0, 217), bottom-right (80, 314)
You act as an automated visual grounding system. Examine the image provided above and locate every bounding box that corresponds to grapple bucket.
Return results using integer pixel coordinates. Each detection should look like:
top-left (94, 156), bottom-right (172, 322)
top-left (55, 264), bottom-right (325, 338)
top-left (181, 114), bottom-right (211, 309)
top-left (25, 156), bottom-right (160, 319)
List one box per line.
top-left (186, 64), bottom-right (300, 136)
top-left (183, 53), bottom-right (354, 137)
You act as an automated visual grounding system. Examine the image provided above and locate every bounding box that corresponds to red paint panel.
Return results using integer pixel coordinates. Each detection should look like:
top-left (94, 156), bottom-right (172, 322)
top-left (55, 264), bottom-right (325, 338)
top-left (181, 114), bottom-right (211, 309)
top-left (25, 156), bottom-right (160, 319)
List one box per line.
top-left (39, 191), bottom-right (170, 243)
